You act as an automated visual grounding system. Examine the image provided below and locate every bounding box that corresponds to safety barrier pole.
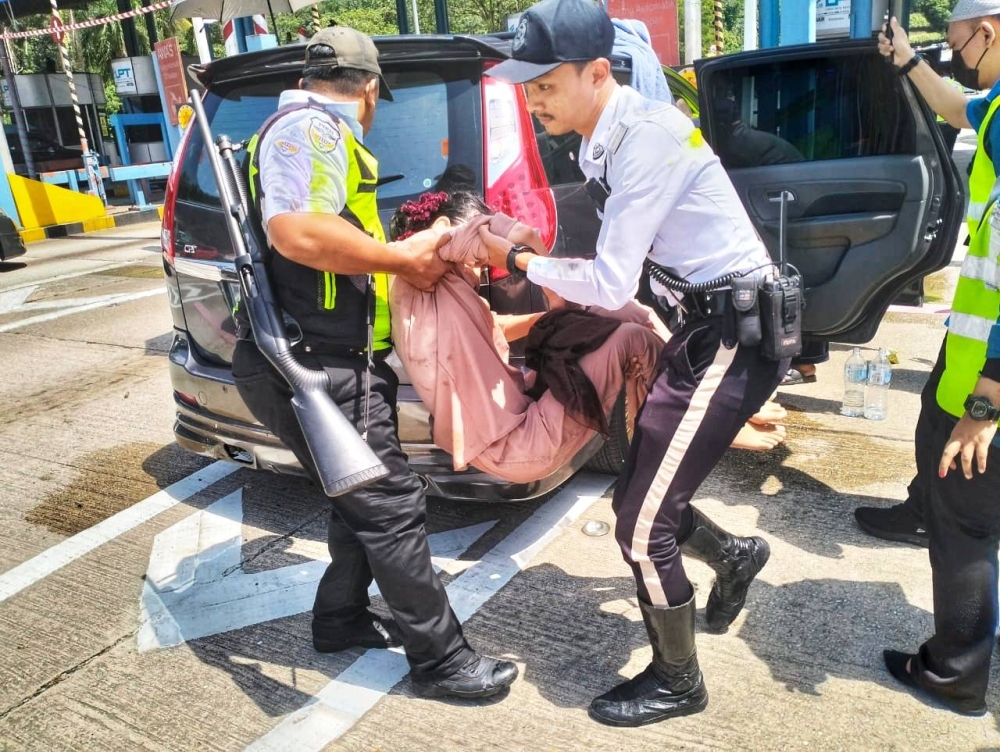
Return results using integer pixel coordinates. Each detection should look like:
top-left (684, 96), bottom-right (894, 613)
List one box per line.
top-left (49, 0), bottom-right (105, 204)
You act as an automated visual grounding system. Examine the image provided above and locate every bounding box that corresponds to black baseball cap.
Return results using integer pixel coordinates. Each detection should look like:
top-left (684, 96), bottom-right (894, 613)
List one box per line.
top-left (487, 0), bottom-right (615, 84)
top-left (306, 26), bottom-right (393, 101)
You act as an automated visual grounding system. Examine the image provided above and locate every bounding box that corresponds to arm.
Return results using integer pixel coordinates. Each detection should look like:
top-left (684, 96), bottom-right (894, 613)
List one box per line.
top-left (482, 120), bottom-right (689, 309)
top-left (879, 18), bottom-right (971, 129)
top-left (939, 315), bottom-right (1000, 479)
top-left (493, 312), bottom-right (546, 343)
top-left (259, 116), bottom-right (448, 289)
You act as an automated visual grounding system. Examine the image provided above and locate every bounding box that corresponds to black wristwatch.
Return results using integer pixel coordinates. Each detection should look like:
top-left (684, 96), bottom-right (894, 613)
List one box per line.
top-left (897, 53), bottom-right (923, 77)
top-left (506, 244), bottom-right (534, 278)
top-left (964, 395), bottom-right (1000, 421)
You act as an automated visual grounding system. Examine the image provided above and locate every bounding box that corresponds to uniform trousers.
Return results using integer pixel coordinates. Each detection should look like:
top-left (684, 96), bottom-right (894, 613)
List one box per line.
top-left (612, 317), bottom-right (787, 607)
top-left (909, 345), bottom-right (1000, 709)
top-left (232, 340), bottom-right (473, 679)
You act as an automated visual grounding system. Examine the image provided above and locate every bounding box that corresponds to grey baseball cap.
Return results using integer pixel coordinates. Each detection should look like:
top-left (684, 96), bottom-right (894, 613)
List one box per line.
top-left (305, 26), bottom-right (393, 101)
top-left (950, 0), bottom-right (1000, 23)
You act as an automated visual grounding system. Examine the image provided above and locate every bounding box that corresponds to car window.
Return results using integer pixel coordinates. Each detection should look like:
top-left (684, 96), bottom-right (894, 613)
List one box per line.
top-left (177, 64), bottom-right (484, 211)
top-left (704, 52), bottom-right (916, 169)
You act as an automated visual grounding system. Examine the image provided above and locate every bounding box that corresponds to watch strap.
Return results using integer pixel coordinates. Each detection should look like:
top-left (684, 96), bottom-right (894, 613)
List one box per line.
top-left (506, 245), bottom-right (534, 278)
top-left (897, 54), bottom-right (922, 77)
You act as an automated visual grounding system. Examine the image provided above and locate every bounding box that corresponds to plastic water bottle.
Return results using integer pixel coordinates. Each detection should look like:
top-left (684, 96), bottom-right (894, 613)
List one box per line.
top-left (864, 349), bottom-right (893, 421)
top-left (841, 347), bottom-right (867, 417)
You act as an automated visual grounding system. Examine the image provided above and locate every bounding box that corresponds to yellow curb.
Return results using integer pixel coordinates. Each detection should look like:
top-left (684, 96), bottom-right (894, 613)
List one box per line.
top-left (19, 228), bottom-right (48, 244)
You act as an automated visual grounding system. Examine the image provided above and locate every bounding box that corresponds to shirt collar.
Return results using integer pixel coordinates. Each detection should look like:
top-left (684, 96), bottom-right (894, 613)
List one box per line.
top-left (278, 89), bottom-right (365, 143)
top-left (986, 77), bottom-right (1000, 103)
top-left (580, 85), bottom-right (624, 172)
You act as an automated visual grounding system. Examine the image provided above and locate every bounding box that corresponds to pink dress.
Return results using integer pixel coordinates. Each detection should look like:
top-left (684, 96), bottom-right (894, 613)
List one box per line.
top-left (390, 215), bottom-right (665, 483)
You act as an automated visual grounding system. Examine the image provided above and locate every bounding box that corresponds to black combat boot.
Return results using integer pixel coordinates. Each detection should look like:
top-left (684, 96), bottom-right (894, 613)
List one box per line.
top-left (680, 508), bottom-right (770, 631)
top-left (589, 594), bottom-right (708, 727)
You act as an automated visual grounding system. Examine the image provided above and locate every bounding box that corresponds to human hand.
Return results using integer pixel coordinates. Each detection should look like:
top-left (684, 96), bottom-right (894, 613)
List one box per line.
top-left (507, 222), bottom-right (548, 256)
top-left (395, 228), bottom-right (451, 291)
top-left (878, 17), bottom-right (914, 68)
top-left (478, 225), bottom-right (514, 270)
top-left (939, 415), bottom-right (998, 479)
top-left (542, 286), bottom-right (566, 310)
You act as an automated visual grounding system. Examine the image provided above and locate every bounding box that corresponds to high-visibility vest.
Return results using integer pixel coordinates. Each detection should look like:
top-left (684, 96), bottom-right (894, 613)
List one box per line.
top-left (937, 176), bottom-right (1000, 419)
top-left (245, 103), bottom-right (391, 352)
top-left (965, 94), bottom-right (1000, 236)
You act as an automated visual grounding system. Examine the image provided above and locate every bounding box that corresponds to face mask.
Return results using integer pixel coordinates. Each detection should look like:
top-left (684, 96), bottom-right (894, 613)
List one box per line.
top-left (952, 27), bottom-right (988, 90)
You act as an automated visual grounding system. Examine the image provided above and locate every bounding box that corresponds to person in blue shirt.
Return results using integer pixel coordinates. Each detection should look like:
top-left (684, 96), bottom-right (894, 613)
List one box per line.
top-left (855, 9), bottom-right (1000, 549)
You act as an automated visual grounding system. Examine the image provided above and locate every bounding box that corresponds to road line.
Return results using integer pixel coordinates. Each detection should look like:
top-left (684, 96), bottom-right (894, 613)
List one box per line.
top-left (0, 260), bottom-right (144, 294)
top-left (0, 288), bottom-right (165, 333)
top-left (244, 471), bottom-right (615, 752)
top-left (136, 486), bottom-right (497, 652)
top-left (0, 461), bottom-right (238, 603)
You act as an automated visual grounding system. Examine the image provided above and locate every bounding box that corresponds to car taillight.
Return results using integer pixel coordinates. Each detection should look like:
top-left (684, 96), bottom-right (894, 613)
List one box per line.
top-left (482, 65), bottom-right (557, 282)
top-left (161, 122), bottom-right (193, 267)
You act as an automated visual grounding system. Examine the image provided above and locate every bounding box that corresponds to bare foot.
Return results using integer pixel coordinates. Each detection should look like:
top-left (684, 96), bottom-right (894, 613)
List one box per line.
top-left (749, 400), bottom-right (787, 426)
top-left (730, 422), bottom-right (787, 452)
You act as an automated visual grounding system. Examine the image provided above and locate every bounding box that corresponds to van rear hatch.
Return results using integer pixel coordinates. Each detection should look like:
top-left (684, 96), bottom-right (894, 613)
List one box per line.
top-left (170, 37), bottom-right (499, 367)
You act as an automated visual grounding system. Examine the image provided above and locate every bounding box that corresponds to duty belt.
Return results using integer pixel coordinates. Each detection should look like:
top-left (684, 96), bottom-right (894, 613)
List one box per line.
top-left (656, 289), bottom-right (731, 334)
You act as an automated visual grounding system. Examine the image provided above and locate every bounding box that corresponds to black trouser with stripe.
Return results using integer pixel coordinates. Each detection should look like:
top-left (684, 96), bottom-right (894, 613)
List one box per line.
top-left (909, 346), bottom-right (1000, 708)
top-left (612, 317), bottom-right (788, 607)
top-left (232, 340), bottom-right (473, 679)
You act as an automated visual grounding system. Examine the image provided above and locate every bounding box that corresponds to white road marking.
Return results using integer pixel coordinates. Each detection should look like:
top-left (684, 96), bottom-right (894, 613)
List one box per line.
top-left (137, 488), bottom-right (497, 651)
top-left (0, 288), bottom-right (166, 333)
top-left (0, 260), bottom-right (144, 294)
top-left (0, 286), bottom-right (36, 313)
top-left (0, 461), bottom-right (238, 603)
top-left (244, 471), bottom-right (615, 752)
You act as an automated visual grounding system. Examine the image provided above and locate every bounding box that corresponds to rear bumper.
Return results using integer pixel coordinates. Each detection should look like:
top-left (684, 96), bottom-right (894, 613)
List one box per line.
top-left (168, 330), bottom-right (596, 502)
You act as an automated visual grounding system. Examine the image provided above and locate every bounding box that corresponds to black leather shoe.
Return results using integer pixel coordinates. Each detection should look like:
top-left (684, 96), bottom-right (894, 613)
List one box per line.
top-left (411, 654), bottom-right (518, 699)
top-left (704, 536), bottom-right (769, 632)
top-left (589, 595), bottom-right (708, 727)
top-left (313, 615), bottom-right (401, 653)
top-left (883, 649), bottom-right (987, 716)
top-left (589, 665), bottom-right (708, 727)
top-left (855, 504), bottom-right (929, 548)
top-left (679, 508), bottom-right (770, 632)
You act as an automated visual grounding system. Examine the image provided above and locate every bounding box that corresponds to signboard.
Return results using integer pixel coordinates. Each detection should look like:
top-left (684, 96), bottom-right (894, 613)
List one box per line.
top-left (816, 0), bottom-right (851, 39)
top-left (154, 38), bottom-right (188, 126)
top-left (111, 58), bottom-right (137, 96)
top-left (604, 0), bottom-right (679, 67)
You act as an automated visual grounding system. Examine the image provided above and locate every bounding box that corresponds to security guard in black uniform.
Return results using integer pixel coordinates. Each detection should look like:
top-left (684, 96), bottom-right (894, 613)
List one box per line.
top-left (482, 0), bottom-right (792, 726)
top-left (232, 26), bottom-right (517, 700)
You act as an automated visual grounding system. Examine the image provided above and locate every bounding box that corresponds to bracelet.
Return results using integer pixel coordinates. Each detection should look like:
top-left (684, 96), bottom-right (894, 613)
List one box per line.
top-left (897, 54), bottom-right (922, 77)
top-left (506, 244), bottom-right (534, 278)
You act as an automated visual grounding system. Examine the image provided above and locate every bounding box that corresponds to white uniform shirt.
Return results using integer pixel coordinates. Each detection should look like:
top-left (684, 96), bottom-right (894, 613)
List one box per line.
top-left (257, 89), bottom-right (365, 228)
top-left (526, 85), bottom-right (773, 309)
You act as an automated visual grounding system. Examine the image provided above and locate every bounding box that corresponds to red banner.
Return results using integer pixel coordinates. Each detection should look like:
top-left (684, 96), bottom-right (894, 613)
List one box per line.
top-left (154, 38), bottom-right (188, 126)
top-left (605, 0), bottom-right (680, 68)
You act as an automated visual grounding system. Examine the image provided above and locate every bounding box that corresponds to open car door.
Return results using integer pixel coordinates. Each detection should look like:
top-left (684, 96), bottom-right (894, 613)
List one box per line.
top-left (696, 39), bottom-right (964, 343)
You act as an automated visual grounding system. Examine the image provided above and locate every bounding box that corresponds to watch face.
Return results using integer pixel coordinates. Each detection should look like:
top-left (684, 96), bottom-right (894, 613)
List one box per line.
top-left (971, 401), bottom-right (988, 419)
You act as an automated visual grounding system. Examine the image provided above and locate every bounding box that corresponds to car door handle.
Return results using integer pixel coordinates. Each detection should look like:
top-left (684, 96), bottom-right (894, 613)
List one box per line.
top-left (767, 190), bottom-right (795, 203)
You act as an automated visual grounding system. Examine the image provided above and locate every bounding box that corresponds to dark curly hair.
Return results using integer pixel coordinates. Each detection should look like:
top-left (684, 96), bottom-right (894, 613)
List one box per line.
top-left (389, 190), bottom-right (491, 241)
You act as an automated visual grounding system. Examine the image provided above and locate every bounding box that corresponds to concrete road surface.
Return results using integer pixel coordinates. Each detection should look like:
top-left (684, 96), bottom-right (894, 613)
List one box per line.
top-left (0, 215), bottom-right (998, 751)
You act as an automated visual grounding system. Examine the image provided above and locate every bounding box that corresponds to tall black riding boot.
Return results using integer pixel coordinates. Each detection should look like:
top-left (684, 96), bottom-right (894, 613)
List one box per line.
top-left (589, 594), bottom-right (708, 727)
top-left (680, 507), bottom-right (770, 631)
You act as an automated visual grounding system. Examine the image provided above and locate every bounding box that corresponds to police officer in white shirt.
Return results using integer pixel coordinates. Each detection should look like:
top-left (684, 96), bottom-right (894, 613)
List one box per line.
top-left (480, 0), bottom-right (791, 727)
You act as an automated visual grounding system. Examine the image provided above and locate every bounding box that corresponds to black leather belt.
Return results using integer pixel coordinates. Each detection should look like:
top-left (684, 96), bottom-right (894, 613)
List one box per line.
top-left (293, 340), bottom-right (391, 361)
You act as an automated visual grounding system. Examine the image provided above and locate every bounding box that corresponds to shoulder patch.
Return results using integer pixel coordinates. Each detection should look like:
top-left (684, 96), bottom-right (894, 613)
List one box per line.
top-left (274, 138), bottom-right (300, 156)
top-left (308, 117), bottom-right (342, 153)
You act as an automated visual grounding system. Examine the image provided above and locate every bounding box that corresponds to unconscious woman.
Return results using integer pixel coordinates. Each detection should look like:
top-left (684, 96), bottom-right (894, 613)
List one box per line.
top-left (387, 190), bottom-right (786, 484)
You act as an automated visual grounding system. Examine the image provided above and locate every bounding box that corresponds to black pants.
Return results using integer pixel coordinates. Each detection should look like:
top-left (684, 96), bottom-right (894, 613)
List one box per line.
top-left (612, 318), bottom-right (788, 606)
top-left (894, 342), bottom-right (948, 523)
top-left (908, 347), bottom-right (1000, 708)
top-left (232, 340), bottom-right (473, 679)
